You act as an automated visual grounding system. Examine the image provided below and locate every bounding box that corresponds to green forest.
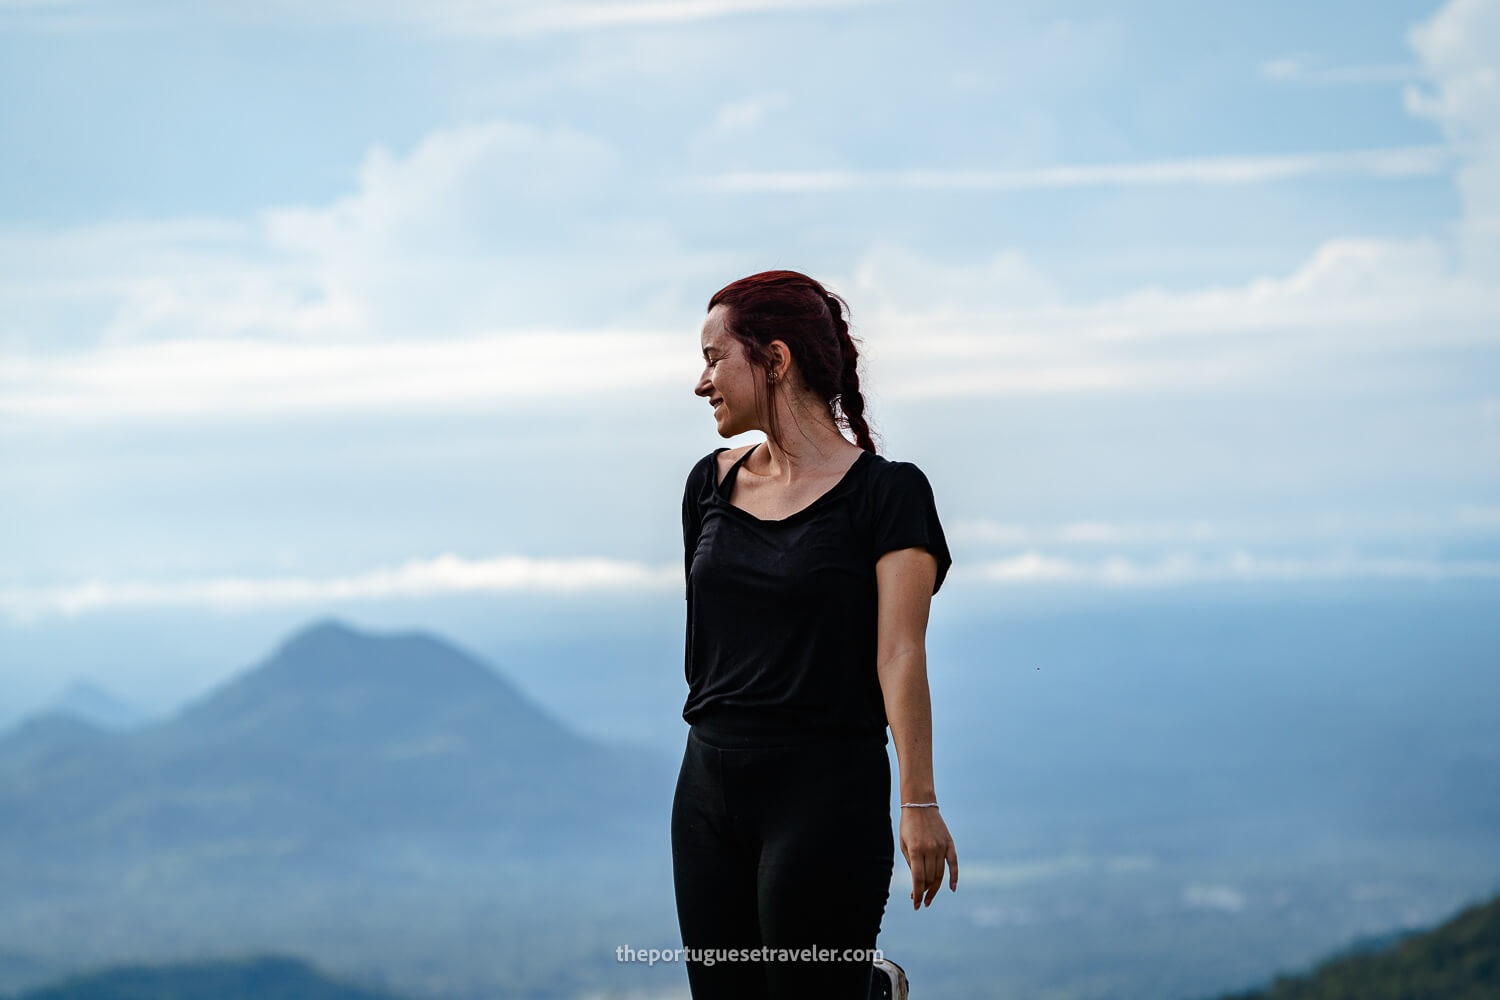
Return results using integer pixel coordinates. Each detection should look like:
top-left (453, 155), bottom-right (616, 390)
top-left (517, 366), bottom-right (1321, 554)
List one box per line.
top-left (4, 955), bottom-right (400, 1000)
top-left (1216, 892), bottom-right (1499, 1000)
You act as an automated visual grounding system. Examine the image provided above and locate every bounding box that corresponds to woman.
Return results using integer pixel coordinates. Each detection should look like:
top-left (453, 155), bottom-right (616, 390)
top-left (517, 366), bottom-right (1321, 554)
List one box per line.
top-left (674, 270), bottom-right (957, 999)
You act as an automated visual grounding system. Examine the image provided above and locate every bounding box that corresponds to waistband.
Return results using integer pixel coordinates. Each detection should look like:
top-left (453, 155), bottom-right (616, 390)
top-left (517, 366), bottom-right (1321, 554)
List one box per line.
top-left (689, 708), bottom-right (888, 750)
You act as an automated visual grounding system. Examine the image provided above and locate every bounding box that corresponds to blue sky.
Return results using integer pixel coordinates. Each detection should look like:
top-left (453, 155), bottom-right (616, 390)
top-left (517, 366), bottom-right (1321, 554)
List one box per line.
top-left (1, 0), bottom-right (1497, 721)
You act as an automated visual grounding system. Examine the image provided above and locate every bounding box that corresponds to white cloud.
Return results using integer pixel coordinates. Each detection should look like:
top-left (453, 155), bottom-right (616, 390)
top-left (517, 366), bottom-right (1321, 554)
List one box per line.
top-left (847, 236), bottom-right (1497, 401)
top-left (0, 553), bottom-right (682, 621)
top-left (0, 329), bottom-right (688, 423)
top-left (703, 145), bottom-right (1454, 193)
top-left (269, 121), bottom-right (617, 252)
top-left (266, 0), bottom-right (886, 37)
top-left (1457, 505), bottom-right (1500, 527)
top-left (0, 0), bottom-right (77, 11)
top-left (0, 0), bottom-right (98, 29)
top-left (0, 219), bottom-right (292, 349)
top-left (1183, 884), bottom-right (1247, 914)
top-left (264, 120), bottom-right (627, 337)
top-left (0, 122), bottom-right (634, 349)
top-left (953, 509), bottom-right (1500, 548)
top-left (1405, 0), bottom-right (1500, 140)
top-left (4, 0), bottom-right (1497, 425)
top-left (7, 545), bottom-right (1495, 622)
top-left (707, 95), bottom-right (782, 134)
top-left (0, 117), bottom-right (722, 426)
top-left (1260, 54), bottom-right (1420, 84)
top-left (847, 243), bottom-right (1061, 314)
top-left (1405, 0), bottom-right (1500, 274)
top-left (0, 0), bottom-right (888, 34)
top-left (702, 0), bottom-right (1500, 412)
top-left (687, 93), bottom-right (790, 160)
top-left (953, 519), bottom-right (1224, 546)
top-left (968, 550), bottom-right (1500, 587)
top-left (0, 117), bottom-right (695, 350)
top-left (6, 228), bottom-right (1494, 421)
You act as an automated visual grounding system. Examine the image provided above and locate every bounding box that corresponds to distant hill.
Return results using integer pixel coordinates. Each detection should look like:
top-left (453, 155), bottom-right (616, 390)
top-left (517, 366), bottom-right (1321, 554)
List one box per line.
top-left (0, 710), bottom-right (112, 770)
top-left (0, 619), bottom-right (666, 866)
top-left (5, 954), bottom-right (406, 1000)
top-left (0, 619), bottom-right (680, 1000)
top-left (44, 679), bottom-right (147, 730)
top-left (1216, 891), bottom-right (1500, 1000)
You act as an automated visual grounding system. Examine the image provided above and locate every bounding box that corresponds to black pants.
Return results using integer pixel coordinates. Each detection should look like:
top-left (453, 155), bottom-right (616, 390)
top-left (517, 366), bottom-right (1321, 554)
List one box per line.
top-left (671, 726), bottom-right (894, 999)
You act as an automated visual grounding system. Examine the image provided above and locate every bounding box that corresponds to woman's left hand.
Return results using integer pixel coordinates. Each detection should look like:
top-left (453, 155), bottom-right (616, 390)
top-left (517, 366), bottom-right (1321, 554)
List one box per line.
top-left (900, 806), bottom-right (958, 910)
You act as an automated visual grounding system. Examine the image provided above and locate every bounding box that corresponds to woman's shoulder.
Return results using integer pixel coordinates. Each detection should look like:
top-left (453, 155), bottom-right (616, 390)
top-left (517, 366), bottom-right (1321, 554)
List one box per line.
top-left (856, 452), bottom-right (951, 590)
top-left (858, 452), bottom-right (936, 491)
top-left (685, 444), bottom-right (750, 497)
top-left (714, 443), bottom-right (758, 484)
top-left (848, 452), bottom-right (944, 524)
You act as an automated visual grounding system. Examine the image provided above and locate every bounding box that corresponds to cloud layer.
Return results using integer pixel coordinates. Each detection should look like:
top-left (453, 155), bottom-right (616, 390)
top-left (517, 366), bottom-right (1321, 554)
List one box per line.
top-left (1, 0), bottom-right (1496, 616)
top-left (6, 545), bottom-right (1496, 622)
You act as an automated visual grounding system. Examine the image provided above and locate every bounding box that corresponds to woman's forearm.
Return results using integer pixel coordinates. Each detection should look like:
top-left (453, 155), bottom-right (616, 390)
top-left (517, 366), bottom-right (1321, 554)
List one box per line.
top-left (878, 649), bottom-right (937, 803)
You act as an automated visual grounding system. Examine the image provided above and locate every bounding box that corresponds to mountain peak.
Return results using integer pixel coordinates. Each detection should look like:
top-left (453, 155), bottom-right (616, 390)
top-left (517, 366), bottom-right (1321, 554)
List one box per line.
top-left (46, 677), bottom-right (146, 730)
top-left (163, 618), bottom-right (580, 757)
top-left (257, 619), bottom-right (507, 694)
top-left (274, 617), bottom-right (365, 655)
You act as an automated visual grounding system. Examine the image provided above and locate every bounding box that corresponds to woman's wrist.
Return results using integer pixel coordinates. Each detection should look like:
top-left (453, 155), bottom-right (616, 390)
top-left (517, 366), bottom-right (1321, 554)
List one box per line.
top-left (899, 783), bottom-right (937, 803)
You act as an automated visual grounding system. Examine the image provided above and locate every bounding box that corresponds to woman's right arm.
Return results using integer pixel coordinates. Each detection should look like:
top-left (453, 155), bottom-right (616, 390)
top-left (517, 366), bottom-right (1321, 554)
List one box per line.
top-left (875, 545), bottom-right (958, 910)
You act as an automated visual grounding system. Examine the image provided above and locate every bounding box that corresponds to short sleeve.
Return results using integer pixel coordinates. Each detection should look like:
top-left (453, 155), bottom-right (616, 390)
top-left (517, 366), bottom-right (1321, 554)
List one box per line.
top-left (871, 461), bottom-right (953, 594)
top-left (681, 452), bottom-right (715, 591)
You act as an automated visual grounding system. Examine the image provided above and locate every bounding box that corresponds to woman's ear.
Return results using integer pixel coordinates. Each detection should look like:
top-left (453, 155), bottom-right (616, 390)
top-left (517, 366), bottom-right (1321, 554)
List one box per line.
top-left (768, 339), bottom-right (791, 381)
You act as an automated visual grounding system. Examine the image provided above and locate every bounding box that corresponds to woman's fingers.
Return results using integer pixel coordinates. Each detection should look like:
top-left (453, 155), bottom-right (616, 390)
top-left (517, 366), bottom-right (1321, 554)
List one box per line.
top-left (922, 845), bottom-right (946, 907)
top-left (901, 811), bottom-right (958, 909)
top-left (910, 842), bottom-right (948, 908)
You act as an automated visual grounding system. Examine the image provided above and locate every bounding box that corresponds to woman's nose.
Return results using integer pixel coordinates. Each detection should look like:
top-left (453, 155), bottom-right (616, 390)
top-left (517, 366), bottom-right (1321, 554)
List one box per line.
top-left (694, 369), bottom-right (711, 396)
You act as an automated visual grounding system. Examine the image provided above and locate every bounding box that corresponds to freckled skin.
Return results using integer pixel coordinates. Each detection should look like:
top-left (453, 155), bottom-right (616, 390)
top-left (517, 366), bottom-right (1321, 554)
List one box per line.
top-left (694, 305), bottom-right (765, 441)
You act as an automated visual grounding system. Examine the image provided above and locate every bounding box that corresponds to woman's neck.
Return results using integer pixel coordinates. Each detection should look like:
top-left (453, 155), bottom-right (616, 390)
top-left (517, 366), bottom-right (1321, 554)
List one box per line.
top-left (754, 417), bottom-right (860, 481)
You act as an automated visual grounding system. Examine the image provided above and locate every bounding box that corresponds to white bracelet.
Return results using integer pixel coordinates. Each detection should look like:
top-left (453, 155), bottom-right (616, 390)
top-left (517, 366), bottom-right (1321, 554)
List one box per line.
top-left (900, 802), bottom-right (940, 808)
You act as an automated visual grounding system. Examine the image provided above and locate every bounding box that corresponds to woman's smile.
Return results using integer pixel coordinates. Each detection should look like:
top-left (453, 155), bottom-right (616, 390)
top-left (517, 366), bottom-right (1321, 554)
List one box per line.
top-left (697, 305), bottom-right (761, 438)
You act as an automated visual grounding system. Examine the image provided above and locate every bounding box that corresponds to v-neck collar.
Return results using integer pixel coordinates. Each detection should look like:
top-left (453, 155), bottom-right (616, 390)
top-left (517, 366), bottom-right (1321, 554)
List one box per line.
top-left (714, 443), bottom-right (874, 525)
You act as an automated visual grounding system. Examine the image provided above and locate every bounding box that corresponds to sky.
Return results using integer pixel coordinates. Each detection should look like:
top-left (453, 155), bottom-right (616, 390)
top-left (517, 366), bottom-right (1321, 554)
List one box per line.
top-left (1, 0), bottom-right (1497, 723)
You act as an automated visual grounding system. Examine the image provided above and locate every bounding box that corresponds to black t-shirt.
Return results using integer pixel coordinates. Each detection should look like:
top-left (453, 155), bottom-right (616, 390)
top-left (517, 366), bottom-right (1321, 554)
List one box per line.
top-left (681, 443), bottom-right (952, 743)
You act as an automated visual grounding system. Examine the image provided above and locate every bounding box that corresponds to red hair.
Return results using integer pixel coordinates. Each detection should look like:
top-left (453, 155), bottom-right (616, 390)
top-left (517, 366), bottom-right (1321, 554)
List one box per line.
top-left (707, 270), bottom-right (876, 454)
